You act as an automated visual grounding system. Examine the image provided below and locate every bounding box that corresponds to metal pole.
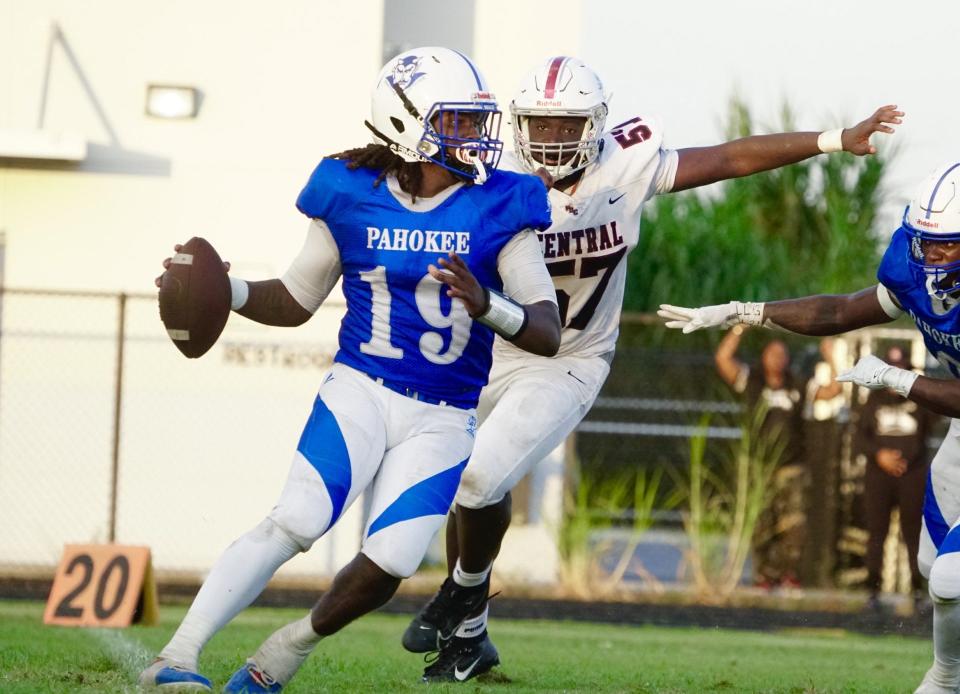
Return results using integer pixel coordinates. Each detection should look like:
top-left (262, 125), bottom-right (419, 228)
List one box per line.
top-left (108, 293), bottom-right (127, 543)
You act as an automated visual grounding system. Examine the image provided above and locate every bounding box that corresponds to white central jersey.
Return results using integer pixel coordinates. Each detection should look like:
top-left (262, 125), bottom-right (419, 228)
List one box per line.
top-left (498, 115), bottom-right (677, 358)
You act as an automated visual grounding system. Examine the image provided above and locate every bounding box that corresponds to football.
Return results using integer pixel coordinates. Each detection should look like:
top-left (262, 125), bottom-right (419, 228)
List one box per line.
top-left (157, 237), bottom-right (231, 358)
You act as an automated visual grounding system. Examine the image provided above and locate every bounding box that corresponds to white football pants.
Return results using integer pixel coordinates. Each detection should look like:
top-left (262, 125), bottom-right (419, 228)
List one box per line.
top-left (454, 350), bottom-right (610, 509)
top-left (920, 418), bottom-right (960, 598)
top-left (269, 362), bottom-right (476, 578)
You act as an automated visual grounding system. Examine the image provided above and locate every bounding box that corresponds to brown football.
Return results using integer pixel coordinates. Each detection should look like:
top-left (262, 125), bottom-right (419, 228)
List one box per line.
top-left (157, 237), bottom-right (231, 358)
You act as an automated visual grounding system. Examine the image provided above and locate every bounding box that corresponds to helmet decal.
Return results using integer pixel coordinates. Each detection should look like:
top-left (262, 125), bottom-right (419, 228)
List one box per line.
top-left (387, 55), bottom-right (426, 91)
top-left (902, 162), bottom-right (960, 299)
top-left (543, 57), bottom-right (569, 100)
top-left (923, 162), bottom-right (960, 219)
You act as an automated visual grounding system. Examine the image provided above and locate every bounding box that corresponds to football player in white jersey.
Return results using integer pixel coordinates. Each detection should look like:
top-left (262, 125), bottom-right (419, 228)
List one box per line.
top-left (403, 55), bottom-right (901, 682)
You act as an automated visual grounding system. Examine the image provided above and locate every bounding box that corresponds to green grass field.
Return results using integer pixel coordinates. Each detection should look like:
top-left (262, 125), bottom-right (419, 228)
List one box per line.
top-left (0, 600), bottom-right (933, 693)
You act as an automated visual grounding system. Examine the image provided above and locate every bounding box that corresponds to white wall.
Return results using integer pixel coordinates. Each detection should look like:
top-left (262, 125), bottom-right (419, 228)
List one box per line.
top-left (473, 0), bottom-right (582, 124)
top-left (0, 0), bottom-right (384, 577)
top-left (0, 0), bottom-right (383, 291)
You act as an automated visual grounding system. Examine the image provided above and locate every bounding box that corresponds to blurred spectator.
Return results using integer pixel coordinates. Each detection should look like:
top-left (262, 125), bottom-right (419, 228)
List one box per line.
top-left (715, 325), bottom-right (807, 588)
top-left (856, 345), bottom-right (937, 610)
top-left (801, 338), bottom-right (848, 587)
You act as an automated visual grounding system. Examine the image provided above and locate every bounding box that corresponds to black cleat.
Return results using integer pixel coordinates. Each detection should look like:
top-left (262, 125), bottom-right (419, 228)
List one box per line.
top-left (421, 633), bottom-right (500, 683)
top-left (402, 576), bottom-right (490, 653)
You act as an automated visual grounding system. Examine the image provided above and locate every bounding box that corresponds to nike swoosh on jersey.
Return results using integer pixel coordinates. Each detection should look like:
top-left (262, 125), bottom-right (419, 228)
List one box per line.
top-left (608, 192), bottom-right (627, 204)
top-left (455, 657), bottom-right (483, 681)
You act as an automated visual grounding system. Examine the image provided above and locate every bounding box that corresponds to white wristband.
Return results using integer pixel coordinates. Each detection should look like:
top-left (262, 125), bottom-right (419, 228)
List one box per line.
top-left (475, 288), bottom-right (527, 340)
top-left (881, 365), bottom-right (920, 398)
top-left (733, 301), bottom-right (765, 326)
top-left (817, 129), bottom-right (844, 154)
top-left (229, 276), bottom-right (249, 311)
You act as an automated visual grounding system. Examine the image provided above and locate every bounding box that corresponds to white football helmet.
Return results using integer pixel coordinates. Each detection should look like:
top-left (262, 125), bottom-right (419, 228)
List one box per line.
top-left (368, 47), bottom-right (502, 184)
top-left (510, 57), bottom-right (609, 179)
top-left (902, 161), bottom-right (960, 298)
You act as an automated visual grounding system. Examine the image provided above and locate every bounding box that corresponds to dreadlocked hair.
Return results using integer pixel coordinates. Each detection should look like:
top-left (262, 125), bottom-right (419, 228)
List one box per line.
top-left (330, 144), bottom-right (425, 201)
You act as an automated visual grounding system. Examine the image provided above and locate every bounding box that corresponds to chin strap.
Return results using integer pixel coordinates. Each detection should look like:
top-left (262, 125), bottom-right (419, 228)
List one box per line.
top-left (363, 120), bottom-right (423, 163)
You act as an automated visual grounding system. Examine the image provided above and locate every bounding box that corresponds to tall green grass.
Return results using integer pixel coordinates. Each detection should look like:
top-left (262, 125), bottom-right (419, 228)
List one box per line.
top-left (677, 409), bottom-right (784, 602)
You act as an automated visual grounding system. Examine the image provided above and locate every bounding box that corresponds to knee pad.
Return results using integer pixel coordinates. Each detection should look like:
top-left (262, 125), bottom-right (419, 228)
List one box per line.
top-left (455, 464), bottom-right (505, 510)
top-left (361, 515), bottom-right (447, 579)
top-left (266, 509), bottom-right (325, 553)
top-left (252, 517), bottom-right (305, 555)
top-left (930, 552), bottom-right (960, 602)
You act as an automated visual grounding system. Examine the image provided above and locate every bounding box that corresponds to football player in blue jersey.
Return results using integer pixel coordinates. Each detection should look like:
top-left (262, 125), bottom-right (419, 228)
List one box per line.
top-left (659, 161), bottom-right (960, 694)
top-left (138, 46), bottom-right (561, 693)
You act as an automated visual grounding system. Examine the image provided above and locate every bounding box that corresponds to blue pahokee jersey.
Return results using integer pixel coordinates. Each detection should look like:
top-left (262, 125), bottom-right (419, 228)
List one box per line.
top-left (878, 227), bottom-right (960, 377)
top-left (296, 158), bottom-right (551, 408)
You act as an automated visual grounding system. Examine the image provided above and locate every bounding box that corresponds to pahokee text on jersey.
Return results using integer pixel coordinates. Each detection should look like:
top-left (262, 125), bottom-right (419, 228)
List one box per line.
top-left (498, 115), bottom-right (678, 358)
top-left (296, 158), bottom-right (552, 409)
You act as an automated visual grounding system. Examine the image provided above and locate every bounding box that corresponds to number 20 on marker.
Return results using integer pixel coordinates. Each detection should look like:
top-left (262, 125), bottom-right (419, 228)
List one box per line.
top-left (43, 544), bottom-right (157, 628)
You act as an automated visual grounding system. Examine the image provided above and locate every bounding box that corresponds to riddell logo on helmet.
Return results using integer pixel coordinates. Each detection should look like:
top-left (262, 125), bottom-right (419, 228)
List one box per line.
top-left (917, 218), bottom-right (940, 228)
top-left (536, 100), bottom-right (563, 107)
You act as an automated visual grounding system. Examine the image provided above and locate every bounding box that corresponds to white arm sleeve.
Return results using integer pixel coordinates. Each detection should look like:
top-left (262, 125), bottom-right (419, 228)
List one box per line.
top-left (653, 148), bottom-right (680, 196)
top-left (876, 283), bottom-right (904, 319)
top-left (497, 230), bottom-right (557, 306)
top-left (280, 219), bottom-right (342, 314)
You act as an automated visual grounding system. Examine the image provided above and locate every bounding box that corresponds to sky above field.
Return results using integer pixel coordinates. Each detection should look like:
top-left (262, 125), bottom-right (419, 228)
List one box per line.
top-left (582, 0), bottom-right (954, 230)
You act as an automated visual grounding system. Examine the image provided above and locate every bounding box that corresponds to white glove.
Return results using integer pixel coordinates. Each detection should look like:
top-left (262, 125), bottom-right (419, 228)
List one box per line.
top-left (836, 354), bottom-right (919, 397)
top-left (657, 301), bottom-right (765, 334)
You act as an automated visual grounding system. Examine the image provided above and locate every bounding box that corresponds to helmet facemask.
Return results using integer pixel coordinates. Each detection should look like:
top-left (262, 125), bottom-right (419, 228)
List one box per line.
top-left (419, 102), bottom-right (503, 184)
top-left (903, 206), bottom-right (960, 300)
top-left (511, 103), bottom-right (607, 180)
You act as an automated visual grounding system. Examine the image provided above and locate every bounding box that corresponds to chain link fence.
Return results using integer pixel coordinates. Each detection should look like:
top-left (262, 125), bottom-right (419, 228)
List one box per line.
top-left (0, 289), bottom-right (945, 592)
top-left (0, 288), bottom-right (361, 582)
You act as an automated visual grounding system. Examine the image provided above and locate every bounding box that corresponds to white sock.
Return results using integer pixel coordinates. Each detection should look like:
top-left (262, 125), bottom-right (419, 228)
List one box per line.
top-left (454, 605), bottom-right (488, 639)
top-left (159, 519), bottom-right (301, 670)
top-left (452, 560), bottom-right (490, 588)
top-left (252, 614), bottom-right (323, 684)
top-left (929, 598), bottom-right (960, 688)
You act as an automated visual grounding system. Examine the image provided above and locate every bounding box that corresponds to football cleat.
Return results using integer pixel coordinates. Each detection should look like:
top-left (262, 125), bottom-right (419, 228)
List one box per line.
top-left (402, 576), bottom-right (490, 653)
top-left (138, 658), bottom-right (212, 691)
top-left (421, 633), bottom-right (500, 683)
top-left (222, 660), bottom-right (283, 693)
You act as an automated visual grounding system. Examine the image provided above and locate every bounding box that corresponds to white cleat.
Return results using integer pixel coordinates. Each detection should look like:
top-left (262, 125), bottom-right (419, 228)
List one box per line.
top-left (138, 658), bottom-right (213, 691)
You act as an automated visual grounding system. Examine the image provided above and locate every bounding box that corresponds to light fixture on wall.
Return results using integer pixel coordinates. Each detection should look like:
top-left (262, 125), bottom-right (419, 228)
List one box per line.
top-left (145, 85), bottom-right (200, 119)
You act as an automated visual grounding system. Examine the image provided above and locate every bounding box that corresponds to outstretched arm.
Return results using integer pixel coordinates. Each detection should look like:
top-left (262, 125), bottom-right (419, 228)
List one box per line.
top-left (659, 285), bottom-right (898, 336)
top-left (659, 286), bottom-right (960, 418)
top-left (836, 355), bottom-right (960, 419)
top-left (670, 105), bottom-right (902, 192)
